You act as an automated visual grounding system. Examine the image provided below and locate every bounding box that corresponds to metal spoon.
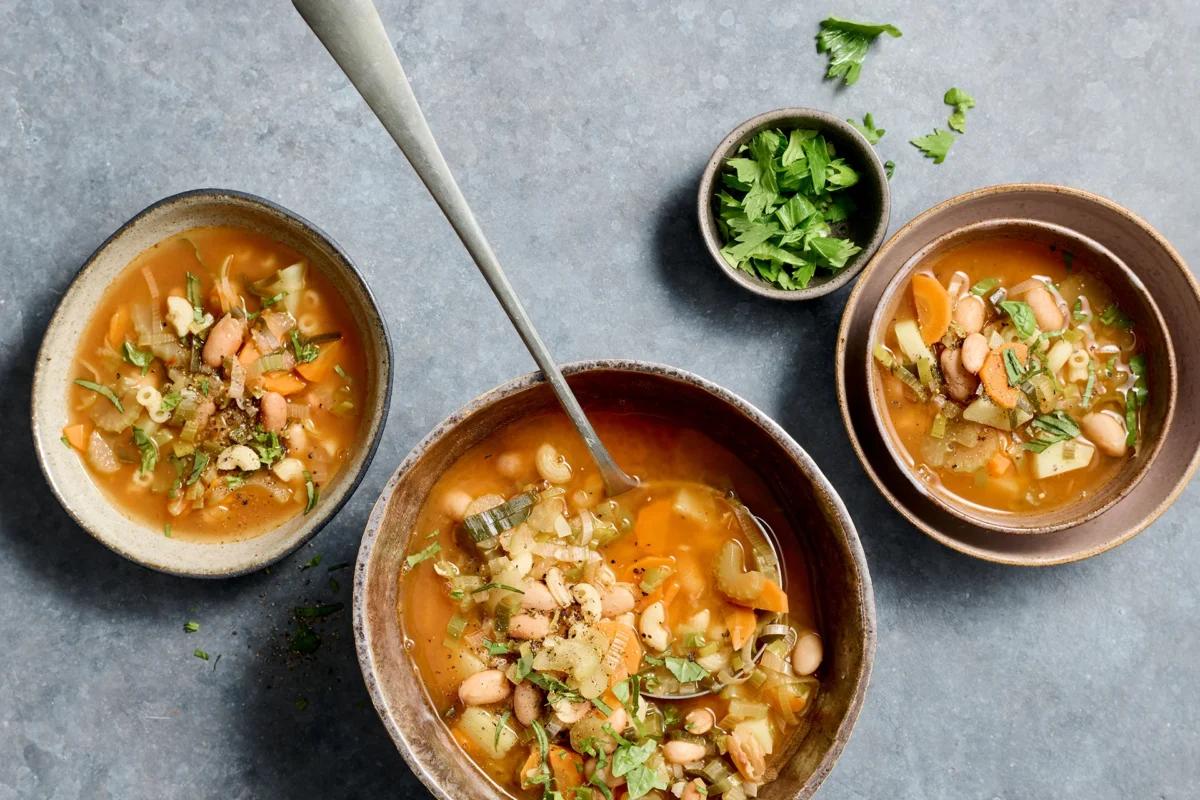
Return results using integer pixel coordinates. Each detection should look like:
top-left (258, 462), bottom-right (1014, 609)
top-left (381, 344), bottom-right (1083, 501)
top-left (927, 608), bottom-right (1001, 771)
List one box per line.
top-left (292, 0), bottom-right (787, 698)
top-left (291, 0), bottom-right (637, 497)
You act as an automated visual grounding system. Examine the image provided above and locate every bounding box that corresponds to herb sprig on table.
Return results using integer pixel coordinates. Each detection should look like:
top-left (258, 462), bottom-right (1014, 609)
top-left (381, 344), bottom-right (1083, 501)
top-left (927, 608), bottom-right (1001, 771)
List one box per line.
top-left (816, 17), bottom-right (902, 86)
top-left (715, 127), bottom-right (863, 290)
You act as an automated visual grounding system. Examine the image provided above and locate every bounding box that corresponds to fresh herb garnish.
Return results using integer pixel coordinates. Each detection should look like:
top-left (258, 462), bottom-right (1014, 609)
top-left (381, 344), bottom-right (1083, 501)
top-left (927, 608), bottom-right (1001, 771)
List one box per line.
top-left (483, 638), bottom-right (512, 656)
top-left (74, 379), bottom-right (124, 412)
top-left (663, 656), bottom-right (709, 684)
top-left (261, 292), bottom-right (286, 307)
top-left (122, 341), bottom-right (154, 374)
top-left (1072, 298), bottom-right (1090, 323)
top-left (1003, 348), bottom-right (1028, 387)
top-left (225, 474), bottom-right (246, 490)
top-left (470, 582), bottom-right (524, 595)
top-left (405, 541), bottom-right (442, 569)
top-left (815, 17), bottom-right (902, 86)
top-left (163, 523), bottom-right (172, 538)
top-left (999, 299), bottom-right (1038, 339)
top-left (303, 470), bottom-right (319, 514)
top-left (847, 112), bottom-right (885, 144)
top-left (1099, 303), bottom-right (1132, 329)
top-left (186, 451), bottom-right (209, 486)
top-left (186, 272), bottom-right (204, 322)
top-left (294, 697), bottom-right (309, 711)
top-left (300, 554), bottom-right (322, 570)
top-left (193, 649), bottom-right (210, 661)
top-left (159, 390), bottom-right (182, 414)
top-left (1023, 411), bottom-right (1082, 452)
top-left (290, 331), bottom-right (320, 364)
top-left (197, 377), bottom-right (210, 396)
top-left (184, 621), bottom-right (200, 633)
top-left (1126, 354), bottom-right (1148, 448)
top-left (970, 277), bottom-right (1000, 297)
top-left (1082, 358), bottom-right (1097, 408)
top-left (944, 87), bottom-right (976, 133)
top-left (716, 127), bottom-right (863, 290)
top-left (131, 427), bottom-right (159, 474)
top-left (590, 696), bottom-right (613, 716)
top-left (251, 429), bottom-right (284, 465)
top-left (884, 159), bottom-right (895, 179)
top-left (910, 129), bottom-right (955, 164)
top-left (612, 737), bottom-right (668, 799)
top-left (290, 624), bottom-right (321, 654)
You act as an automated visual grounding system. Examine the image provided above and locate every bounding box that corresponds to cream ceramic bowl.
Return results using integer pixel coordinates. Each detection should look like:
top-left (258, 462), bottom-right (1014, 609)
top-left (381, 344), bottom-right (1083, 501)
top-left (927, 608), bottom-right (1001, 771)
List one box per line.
top-left (354, 361), bottom-right (876, 800)
top-left (31, 189), bottom-right (392, 577)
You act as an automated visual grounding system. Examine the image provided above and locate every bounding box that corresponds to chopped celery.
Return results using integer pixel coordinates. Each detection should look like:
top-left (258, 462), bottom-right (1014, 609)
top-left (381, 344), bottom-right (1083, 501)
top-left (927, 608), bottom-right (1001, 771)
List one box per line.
top-left (930, 413), bottom-right (947, 440)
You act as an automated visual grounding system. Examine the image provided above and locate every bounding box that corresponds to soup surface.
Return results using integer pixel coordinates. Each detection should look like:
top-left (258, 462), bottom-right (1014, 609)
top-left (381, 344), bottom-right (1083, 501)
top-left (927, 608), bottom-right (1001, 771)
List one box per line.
top-left (401, 411), bottom-right (823, 800)
top-left (874, 236), bottom-right (1148, 514)
top-left (65, 226), bottom-right (367, 542)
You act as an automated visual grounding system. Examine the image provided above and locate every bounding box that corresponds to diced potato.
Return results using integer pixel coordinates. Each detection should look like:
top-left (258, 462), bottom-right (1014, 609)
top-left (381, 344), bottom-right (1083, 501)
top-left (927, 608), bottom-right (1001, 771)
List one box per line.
top-left (672, 487), bottom-right (715, 524)
top-left (457, 707), bottom-right (519, 759)
top-left (962, 397), bottom-right (1032, 431)
top-left (894, 319), bottom-right (933, 364)
top-left (446, 646), bottom-right (489, 685)
top-left (1046, 340), bottom-right (1073, 376)
top-left (1032, 440), bottom-right (1095, 479)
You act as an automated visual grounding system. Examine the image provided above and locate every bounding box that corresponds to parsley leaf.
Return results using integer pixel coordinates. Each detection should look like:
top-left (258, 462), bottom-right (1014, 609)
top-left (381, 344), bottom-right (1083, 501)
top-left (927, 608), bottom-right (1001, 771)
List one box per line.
top-left (848, 112), bottom-right (885, 144)
top-left (404, 541), bottom-right (441, 569)
top-left (131, 427), bottom-right (159, 474)
top-left (290, 331), bottom-right (320, 364)
top-left (816, 17), bottom-right (903, 86)
top-left (611, 740), bottom-right (657, 778)
top-left (999, 300), bottom-right (1039, 338)
top-left (910, 129), bottom-right (955, 164)
top-left (1098, 303), bottom-right (1132, 329)
top-left (74, 379), bottom-right (124, 412)
top-left (663, 656), bottom-right (709, 684)
top-left (944, 87), bottom-right (976, 133)
top-left (183, 620), bottom-right (200, 633)
top-left (1023, 411), bottom-right (1082, 452)
top-left (122, 341), bottom-right (154, 374)
top-left (251, 429), bottom-right (285, 466)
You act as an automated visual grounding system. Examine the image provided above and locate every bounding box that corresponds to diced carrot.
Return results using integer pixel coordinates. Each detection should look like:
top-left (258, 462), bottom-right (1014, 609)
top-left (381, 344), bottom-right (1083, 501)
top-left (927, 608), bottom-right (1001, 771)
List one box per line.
top-left (979, 342), bottom-right (1028, 410)
top-left (912, 273), bottom-right (952, 345)
top-left (547, 746), bottom-right (584, 792)
top-left (295, 339), bottom-right (342, 383)
top-left (62, 423), bottom-right (89, 452)
top-left (987, 451), bottom-right (1012, 477)
top-left (518, 746), bottom-right (541, 789)
top-left (727, 607), bottom-right (757, 650)
top-left (106, 306), bottom-right (131, 348)
top-left (635, 575), bottom-right (680, 613)
top-left (260, 372), bottom-right (307, 396)
top-left (633, 500), bottom-right (678, 544)
top-left (750, 578), bottom-right (789, 614)
top-left (597, 619), bottom-right (643, 685)
top-left (237, 342), bottom-right (261, 368)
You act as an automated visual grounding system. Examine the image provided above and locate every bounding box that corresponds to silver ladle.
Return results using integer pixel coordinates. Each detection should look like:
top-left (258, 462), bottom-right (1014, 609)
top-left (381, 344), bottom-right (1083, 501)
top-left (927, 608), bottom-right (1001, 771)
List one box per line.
top-left (292, 0), bottom-right (786, 698)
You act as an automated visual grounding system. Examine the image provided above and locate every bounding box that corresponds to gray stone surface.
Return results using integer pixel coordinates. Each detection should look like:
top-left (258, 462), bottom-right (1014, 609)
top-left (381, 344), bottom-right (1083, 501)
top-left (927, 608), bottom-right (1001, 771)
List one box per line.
top-left (2, 1), bottom-right (1197, 797)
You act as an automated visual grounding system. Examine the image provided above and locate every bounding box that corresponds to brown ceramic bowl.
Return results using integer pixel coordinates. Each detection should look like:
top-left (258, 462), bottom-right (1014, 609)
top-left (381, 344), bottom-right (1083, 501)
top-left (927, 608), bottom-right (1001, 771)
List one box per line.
top-left (837, 184), bottom-right (1198, 564)
top-left (867, 218), bottom-right (1175, 534)
top-left (355, 360), bottom-right (876, 799)
top-left (697, 107), bottom-right (891, 300)
top-left (31, 189), bottom-right (393, 578)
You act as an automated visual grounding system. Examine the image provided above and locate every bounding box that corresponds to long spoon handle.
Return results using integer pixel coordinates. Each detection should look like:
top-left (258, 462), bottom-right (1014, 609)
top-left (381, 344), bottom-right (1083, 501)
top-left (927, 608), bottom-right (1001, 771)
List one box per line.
top-left (293, 0), bottom-right (638, 495)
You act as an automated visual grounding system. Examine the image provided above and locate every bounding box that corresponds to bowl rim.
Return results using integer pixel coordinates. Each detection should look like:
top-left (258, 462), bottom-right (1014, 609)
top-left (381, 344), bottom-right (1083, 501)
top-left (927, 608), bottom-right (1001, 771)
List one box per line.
top-left (696, 106), bottom-right (892, 301)
top-left (836, 182), bottom-right (1200, 565)
top-left (353, 358), bottom-right (877, 800)
top-left (31, 187), bottom-right (394, 578)
top-left (863, 216), bottom-right (1176, 534)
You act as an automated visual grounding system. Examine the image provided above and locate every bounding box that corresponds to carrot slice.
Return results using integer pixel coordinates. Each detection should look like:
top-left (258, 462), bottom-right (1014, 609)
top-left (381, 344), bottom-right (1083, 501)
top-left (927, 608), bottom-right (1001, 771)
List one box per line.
top-left (912, 273), bottom-right (952, 345)
top-left (237, 342), bottom-right (261, 368)
top-left (986, 451), bottom-right (1012, 477)
top-left (518, 746), bottom-right (541, 788)
top-left (727, 607), bottom-right (758, 650)
top-left (979, 342), bottom-right (1028, 409)
top-left (260, 372), bottom-right (307, 396)
top-left (62, 423), bottom-right (89, 452)
top-left (106, 306), bottom-right (131, 348)
top-left (598, 619), bottom-right (643, 684)
top-left (750, 578), bottom-right (789, 614)
top-left (295, 339), bottom-right (342, 383)
top-left (548, 746), bottom-right (584, 792)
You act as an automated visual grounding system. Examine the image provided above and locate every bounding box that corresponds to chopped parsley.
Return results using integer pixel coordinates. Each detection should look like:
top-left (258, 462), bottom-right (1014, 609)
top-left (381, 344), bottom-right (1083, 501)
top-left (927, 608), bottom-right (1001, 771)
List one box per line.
top-left (482, 639), bottom-right (512, 656)
top-left (159, 390), bottom-right (182, 414)
top-left (1023, 411), bottom-right (1082, 452)
top-left (816, 17), bottom-right (902, 86)
top-left (184, 621), bottom-right (200, 633)
top-left (1099, 303), bottom-right (1132, 329)
top-left (715, 127), bottom-right (864, 290)
top-left (131, 427), bottom-right (159, 474)
top-left (847, 112), bottom-right (885, 144)
top-left (122, 341), bottom-right (154, 374)
top-left (944, 87), bottom-right (976, 133)
top-left (910, 129), bottom-right (955, 164)
top-left (405, 541), bottom-right (442, 569)
top-left (290, 330), bottom-right (320, 364)
top-left (193, 649), bottom-right (210, 661)
top-left (186, 451), bottom-right (209, 487)
top-left (74, 379), bottom-right (123, 412)
top-left (251, 429), bottom-right (284, 465)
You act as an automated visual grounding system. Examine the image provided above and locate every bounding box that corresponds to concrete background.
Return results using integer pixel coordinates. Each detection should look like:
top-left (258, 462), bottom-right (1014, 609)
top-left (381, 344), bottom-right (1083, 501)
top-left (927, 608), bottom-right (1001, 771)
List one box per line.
top-left (2, 1), bottom-right (1197, 798)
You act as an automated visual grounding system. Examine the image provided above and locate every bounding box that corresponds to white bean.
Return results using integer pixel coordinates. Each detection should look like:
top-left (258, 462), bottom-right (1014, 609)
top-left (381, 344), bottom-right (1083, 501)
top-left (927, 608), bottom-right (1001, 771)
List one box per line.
top-left (259, 391), bottom-right (288, 432)
top-left (940, 348), bottom-right (978, 403)
top-left (458, 669), bottom-right (512, 706)
top-left (1021, 286), bottom-right (1064, 332)
top-left (961, 333), bottom-right (989, 375)
top-left (791, 630), bottom-right (823, 676)
top-left (513, 682), bottom-right (541, 725)
top-left (683, 708), bottom-right (716, 735)
top-left (440, 489), bottom-right (472, 520)
top-left (663, 740), bottom-right (707, 764)
top-left (508, 614), bottom-right (551, 640)
top-left (202, 314), bottom-right (245, 368)
top-left (953, 295), bottom-right (986, 334)
top-left (496, 452), bottom-right (524, 478)
top-left (521, 581), bottom-right (559, 612)
top-left (600, 585), bottom-right (636, 618)
top-left (1081, 411), bottom-right (1128, 457)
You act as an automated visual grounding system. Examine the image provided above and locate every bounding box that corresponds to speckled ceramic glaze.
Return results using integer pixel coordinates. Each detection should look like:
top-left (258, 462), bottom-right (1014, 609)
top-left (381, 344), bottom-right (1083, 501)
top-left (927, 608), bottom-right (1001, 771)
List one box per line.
top-left (837, 184), bottom-right (1198, 564)
top-left (697, 107), bottom-right (891, 301)
top-left (31, 189), bottom-right (392, 578)
top-left (355, 361), bottom-right (876, 800)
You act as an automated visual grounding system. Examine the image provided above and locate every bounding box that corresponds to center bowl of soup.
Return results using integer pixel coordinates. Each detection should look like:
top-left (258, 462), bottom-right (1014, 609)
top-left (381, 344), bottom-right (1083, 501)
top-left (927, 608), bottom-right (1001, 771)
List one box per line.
top-left (354, 362), bottom-right (874, 800)
top-left (866, 219), bottom-right (1175, 534)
